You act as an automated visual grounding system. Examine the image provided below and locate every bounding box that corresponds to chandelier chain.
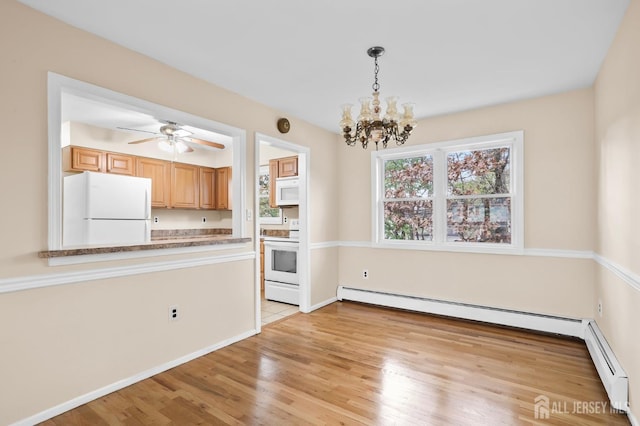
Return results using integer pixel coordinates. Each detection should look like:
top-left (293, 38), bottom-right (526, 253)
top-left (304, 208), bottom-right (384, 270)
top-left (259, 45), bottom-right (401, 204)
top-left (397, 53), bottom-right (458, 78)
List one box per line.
top-left (372, 56), bottom-right (380, 93)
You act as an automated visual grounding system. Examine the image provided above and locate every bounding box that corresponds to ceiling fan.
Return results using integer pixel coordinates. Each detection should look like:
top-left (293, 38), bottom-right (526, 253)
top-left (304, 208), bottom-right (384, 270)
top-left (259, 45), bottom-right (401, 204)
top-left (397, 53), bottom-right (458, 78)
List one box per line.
top-left (118, 121), bottom-right (225, 153)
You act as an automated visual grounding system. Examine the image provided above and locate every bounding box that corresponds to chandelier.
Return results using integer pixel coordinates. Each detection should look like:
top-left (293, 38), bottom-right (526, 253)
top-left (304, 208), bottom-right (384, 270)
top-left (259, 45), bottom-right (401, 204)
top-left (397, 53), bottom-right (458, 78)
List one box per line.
top-left (340, 46), bottom-right (416, 150)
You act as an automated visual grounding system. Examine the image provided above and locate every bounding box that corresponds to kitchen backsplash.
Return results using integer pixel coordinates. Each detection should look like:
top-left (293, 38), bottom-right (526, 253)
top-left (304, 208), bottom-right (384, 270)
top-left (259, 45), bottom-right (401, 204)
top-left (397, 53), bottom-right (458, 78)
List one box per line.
top-left (151, 209), bottom-right (232, 230)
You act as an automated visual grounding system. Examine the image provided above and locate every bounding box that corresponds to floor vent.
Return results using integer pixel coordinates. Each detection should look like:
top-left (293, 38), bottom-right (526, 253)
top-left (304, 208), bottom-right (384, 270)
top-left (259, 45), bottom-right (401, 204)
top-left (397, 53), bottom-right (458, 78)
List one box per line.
top-left (337, 286), bottom-right (629, 413)
top-left (584, 320), bottom-right (629, 412)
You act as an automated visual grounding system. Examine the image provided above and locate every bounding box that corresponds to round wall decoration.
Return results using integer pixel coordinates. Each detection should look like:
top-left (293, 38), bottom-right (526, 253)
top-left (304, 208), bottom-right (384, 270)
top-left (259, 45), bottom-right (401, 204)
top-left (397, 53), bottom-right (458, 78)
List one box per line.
top-left (277, 118), bottom-right (290, 134)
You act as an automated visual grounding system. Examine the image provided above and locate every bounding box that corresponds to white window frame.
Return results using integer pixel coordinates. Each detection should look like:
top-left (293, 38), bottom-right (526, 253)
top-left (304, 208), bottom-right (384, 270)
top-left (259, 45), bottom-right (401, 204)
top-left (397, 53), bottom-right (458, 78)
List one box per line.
top-left (371, 130), bottom-right (524, 254)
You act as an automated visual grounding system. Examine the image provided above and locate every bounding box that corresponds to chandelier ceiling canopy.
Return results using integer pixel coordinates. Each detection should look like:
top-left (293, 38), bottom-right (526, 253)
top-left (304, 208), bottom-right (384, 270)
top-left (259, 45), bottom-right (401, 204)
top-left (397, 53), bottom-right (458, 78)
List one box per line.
top-left (340, 46), bottom-right (416, 150)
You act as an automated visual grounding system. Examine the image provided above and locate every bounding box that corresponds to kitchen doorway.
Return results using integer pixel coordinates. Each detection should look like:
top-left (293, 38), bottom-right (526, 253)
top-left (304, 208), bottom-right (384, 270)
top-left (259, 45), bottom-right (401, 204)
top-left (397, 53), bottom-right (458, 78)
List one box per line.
top-left (255, 133), bottom-right (309, 331)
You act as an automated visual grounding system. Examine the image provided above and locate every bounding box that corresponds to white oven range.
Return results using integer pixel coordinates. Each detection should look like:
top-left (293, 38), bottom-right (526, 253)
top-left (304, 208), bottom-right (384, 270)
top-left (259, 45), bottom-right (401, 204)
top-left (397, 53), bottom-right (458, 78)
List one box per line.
top-left (264, 236), bottom-right (299, 305)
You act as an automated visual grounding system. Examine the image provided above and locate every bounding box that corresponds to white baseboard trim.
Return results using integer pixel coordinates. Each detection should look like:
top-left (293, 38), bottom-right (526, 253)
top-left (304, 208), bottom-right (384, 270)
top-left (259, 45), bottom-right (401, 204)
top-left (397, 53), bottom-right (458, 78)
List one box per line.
top-left (0, 252), bottom-right (255, 295)
top-left (11, 328), bottom-right (257, 426)
top-left (629, 410), bottom-right (639, 426)
top-left (337, 285), bottom-right (585, 338)
top-left (308, 296), bottom-right (337, 312)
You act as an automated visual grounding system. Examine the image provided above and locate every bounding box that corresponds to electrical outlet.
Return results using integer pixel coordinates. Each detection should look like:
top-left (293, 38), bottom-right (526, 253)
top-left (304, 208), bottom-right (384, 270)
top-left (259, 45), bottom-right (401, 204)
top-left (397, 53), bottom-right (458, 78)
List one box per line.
top-left (154, 216), bottom-right (159, 223)
top-left (362, 269), bottom-right (369, 279)
top-left (283, 216), bottom-right (288, 224)
top-left (597, 300), bottom-right (603, 317)
top-left (169, 305), bottom-right (179, 322)
top-left (202, 217), bottom-right (207, 223)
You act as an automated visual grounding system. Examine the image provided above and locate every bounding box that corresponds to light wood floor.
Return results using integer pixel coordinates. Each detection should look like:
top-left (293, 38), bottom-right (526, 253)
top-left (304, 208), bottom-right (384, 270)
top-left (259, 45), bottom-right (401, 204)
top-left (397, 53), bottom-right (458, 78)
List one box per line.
top-left (42, 302), bottom-right (629, 425)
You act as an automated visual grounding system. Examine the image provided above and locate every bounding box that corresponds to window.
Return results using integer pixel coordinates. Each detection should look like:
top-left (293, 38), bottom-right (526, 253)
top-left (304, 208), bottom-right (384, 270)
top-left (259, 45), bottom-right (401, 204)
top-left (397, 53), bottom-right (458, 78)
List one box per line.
top-left (259, 165), bottom-right (282, 224)
top-left (383, 155), bottom-right (434, 240)
top-left (373, 131), bottom-right (523, 252)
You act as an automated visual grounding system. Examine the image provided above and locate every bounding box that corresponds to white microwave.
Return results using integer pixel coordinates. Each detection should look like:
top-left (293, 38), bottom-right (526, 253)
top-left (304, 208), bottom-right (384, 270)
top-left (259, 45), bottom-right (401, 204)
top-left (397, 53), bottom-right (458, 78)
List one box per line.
top-left (275, 176), bottom-right (299, 206)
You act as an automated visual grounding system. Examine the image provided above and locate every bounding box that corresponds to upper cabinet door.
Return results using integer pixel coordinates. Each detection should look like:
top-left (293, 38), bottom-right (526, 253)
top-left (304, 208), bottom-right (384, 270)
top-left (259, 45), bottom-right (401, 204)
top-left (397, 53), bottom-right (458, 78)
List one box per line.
top-left (199, 167), bottom-right (216, 210)
top-left (215, 167), bottom-right (232, 210)
top-left (278, 156), bottom-right (298, 177)
top-left (136, 157), bottom-right (170, 208)
top-left (106, 152), bottom-right (136, 176)
top-left (171, 163), bottom-right (199, 209)
top-left (63, 146), bottom-right (104, 172)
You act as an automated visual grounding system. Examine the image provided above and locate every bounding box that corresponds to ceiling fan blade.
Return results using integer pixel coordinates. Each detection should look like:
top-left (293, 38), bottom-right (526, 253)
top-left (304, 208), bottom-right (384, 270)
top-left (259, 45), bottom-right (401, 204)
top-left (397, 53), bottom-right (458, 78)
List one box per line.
top-left (188, 138), bottom-right (225, 150)
top-left (117, 126), bottom-right (160, 135)
top-left (128, 137), bottom-right (159, 144)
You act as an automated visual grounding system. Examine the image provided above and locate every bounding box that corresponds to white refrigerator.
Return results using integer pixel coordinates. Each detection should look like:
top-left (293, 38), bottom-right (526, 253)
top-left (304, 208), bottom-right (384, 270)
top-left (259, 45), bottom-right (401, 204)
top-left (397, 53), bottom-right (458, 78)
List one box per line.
top-left (63, 171), bottom-right (152, 246)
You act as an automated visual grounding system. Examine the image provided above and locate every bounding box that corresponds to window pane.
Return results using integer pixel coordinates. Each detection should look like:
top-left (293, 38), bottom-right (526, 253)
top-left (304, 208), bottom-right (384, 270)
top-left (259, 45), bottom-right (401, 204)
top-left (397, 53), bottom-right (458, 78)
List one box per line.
top-left (384, 200), bottom-right (433, 241)
top-left (384, 156), bottom-right (433, 199)
top-left (259, 197), bottom-right (280, 218)
top-left (258, 172), bottom-right (270, 197)
top-left (447, 197), bottom-right (511, 243)
top-left (447, 147), bottom-right (510, 196)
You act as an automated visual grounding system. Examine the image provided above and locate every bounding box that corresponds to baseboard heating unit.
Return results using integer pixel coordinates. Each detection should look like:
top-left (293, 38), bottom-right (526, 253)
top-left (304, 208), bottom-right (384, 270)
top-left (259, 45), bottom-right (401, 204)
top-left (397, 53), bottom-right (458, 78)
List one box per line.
top-left (584, 320), bottom-right (629, 412)
top-left (336, 286), bottom-right (629, 413)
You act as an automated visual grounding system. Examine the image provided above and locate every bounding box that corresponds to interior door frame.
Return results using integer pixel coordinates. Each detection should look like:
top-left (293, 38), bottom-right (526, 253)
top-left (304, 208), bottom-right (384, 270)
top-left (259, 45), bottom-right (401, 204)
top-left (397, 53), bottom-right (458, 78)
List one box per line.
top-left (254, 133), bottom-right (310, 333)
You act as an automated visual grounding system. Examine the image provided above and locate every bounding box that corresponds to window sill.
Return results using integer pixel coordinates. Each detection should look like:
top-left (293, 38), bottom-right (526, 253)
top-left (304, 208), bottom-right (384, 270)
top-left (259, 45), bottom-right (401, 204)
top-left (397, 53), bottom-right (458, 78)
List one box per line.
top-left (374, 240), bottom-right (524, 256)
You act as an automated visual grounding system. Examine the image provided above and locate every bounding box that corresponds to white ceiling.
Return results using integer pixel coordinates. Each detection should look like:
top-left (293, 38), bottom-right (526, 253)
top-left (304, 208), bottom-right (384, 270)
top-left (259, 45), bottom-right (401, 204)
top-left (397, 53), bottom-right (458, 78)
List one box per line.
top-left (20, 0), bottom-right (630, 134)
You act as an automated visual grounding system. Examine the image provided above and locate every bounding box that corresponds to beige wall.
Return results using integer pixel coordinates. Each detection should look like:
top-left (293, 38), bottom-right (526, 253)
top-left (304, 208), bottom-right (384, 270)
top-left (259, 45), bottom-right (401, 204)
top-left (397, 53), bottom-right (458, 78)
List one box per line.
top-left (339, 248), bottom-right (595, 318)
top-left (594, 0), bottom-right (640, 414)
top-left (0, 2), bottom-right (338, 423)
top-left (338, 88), bottom-right (596, 317)
top-left (0, 261), bottom-right (255, 422)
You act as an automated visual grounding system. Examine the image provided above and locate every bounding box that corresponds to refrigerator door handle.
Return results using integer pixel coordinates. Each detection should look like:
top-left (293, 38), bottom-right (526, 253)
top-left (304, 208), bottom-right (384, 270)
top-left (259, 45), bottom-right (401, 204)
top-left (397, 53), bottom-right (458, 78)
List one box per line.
top-left (145, 189), bottom-right (149, 219)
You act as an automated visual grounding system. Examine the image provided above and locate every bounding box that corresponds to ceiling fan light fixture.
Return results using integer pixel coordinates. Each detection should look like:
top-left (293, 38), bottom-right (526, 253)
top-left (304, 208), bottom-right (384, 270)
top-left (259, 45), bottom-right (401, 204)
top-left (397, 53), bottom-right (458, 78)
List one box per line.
top-left (158, 140), bottom-right (173, 153)
top-left (175, 140), bottom-right (189, 153)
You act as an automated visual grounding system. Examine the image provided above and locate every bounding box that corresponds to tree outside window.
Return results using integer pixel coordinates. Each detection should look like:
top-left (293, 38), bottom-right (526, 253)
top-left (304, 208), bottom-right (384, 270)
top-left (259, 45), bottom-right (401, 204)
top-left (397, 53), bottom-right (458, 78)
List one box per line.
top-left (446, 147), bottom-right (511, 243)
top-left (383, 156), bottom-right (433, 240)
top-left (259, 166), bottom-right (282, 224)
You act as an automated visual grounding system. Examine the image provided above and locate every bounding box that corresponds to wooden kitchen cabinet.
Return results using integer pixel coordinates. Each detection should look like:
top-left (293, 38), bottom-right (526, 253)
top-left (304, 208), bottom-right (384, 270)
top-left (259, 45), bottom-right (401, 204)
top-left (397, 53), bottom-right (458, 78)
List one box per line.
top-left (171, 162), bottom-right (199, 209)
top-left (106, 152), bottom-right (135, 175)
top-left (215, 167), bottom-right (232, 210)
top-left (268, 159), bottom-right (279, 208)
top-left (63, 146), bottom-right (103, 172)
top-left (199, 167), bottom-right (216, 210)
top-left (278, 156), bottom-right (298, 177)
top-left (64, 146), bottom-right (135, 176)
top-left (136, 157), bottom-right (170, 208)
